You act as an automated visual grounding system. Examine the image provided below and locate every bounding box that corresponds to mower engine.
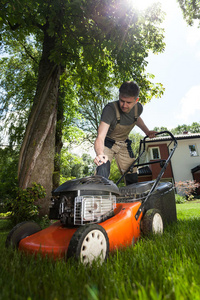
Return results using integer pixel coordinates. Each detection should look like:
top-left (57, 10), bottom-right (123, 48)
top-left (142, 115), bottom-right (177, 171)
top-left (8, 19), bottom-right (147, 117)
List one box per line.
top-left (50, 176), bottom-right (119, 226)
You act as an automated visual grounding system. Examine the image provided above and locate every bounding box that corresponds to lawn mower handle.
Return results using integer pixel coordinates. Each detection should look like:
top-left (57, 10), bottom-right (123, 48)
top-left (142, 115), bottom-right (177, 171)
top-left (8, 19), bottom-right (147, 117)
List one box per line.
top-left (116, 130), bottom-right (177, 186)
top-left (135, 131), bottom-right (178, 220)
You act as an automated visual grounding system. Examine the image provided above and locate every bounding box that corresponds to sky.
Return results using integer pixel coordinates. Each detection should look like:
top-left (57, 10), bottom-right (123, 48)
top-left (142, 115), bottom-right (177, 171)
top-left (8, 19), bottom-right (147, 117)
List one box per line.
top-left (134, 0), bottom-right (200, 135)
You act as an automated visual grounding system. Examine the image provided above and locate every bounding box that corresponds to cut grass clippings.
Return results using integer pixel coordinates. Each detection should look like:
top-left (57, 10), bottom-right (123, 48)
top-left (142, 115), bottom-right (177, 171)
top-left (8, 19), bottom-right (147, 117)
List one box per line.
top-left (1, 201), bottom-right (200, 300)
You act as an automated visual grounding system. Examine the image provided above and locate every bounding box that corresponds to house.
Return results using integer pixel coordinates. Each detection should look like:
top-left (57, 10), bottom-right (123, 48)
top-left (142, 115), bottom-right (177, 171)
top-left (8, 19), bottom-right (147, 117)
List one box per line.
top-left (137, 133), bottom-right (200, 195)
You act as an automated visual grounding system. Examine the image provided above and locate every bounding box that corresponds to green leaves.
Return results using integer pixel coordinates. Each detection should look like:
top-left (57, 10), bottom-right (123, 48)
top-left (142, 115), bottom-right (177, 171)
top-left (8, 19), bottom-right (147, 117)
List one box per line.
top-left (177, 0), bottom-right (200, 26)
top-left (8, 182), bottom-right (46, 225)
top-left (0, 0), bottom-right (167, 198)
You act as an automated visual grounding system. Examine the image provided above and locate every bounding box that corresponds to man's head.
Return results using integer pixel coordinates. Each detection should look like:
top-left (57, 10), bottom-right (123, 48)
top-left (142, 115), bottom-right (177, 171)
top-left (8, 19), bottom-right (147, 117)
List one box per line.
top-left (119, 81), bottom-right (140, 98)
top-left (119, 81), bottom-right (140, 113)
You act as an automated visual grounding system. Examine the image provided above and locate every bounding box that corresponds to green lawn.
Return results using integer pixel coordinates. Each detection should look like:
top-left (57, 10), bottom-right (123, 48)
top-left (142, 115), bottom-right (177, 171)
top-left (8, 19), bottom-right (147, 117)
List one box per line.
top-left (1, 202), bottom-right (200, 300)
top-left (176, 200), bottom-right (200, 219)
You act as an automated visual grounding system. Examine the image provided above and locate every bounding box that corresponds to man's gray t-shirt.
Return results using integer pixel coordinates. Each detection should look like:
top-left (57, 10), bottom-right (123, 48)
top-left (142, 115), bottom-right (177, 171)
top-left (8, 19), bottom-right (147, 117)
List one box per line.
top-left (101, 101), bottom-right (143, 137)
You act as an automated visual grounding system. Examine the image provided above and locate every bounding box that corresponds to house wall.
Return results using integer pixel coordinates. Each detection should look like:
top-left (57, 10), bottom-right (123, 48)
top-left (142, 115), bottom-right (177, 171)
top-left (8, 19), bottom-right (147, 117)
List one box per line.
top-left (140, 135), bottom-right (200, 194)
top-left (170, 138), bottom-right (200, 183)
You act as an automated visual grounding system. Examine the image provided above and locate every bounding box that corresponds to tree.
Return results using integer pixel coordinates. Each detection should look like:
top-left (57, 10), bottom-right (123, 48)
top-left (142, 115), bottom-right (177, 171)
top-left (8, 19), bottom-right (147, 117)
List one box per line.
top-left (0, 0), bottom-right (165, 214)
top-left (171, 124), bottom-right (189, 135)
top-left (0, 147), bottom-right (19, 202)
top-left (177, 0), bottom-right (200, 25)
top-left (153, 122), bottom-right (200, 135)
top-left (153, 126), bottom-right (168, 134)
top-left (60, 151), bottom-right (95, 183)
top-left (0, 39), bottom-right (40, 146)
top-left (190, 122), bottom-right (200, 133)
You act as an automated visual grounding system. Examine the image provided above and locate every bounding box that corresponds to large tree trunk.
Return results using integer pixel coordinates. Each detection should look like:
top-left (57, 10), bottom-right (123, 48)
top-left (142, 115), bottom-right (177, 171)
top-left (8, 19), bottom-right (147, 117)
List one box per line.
top-left (53, 82), bottom-right (64, 190)
top-left (18, 29), bottom-right (63, 216)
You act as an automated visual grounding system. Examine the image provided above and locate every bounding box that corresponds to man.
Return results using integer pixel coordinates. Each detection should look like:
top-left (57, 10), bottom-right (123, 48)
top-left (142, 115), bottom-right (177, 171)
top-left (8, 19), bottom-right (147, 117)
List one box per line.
top-left (94, 81), bottom-right (156, 185)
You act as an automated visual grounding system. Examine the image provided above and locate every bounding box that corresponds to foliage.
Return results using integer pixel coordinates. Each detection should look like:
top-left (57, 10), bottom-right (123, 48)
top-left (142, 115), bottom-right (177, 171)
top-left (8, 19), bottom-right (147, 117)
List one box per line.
top-left (175, 194), bottom-right (186, 204)
top-left (0, 146), bottom-right (19, 202)
top-left (189, 122), bottom-right (200, 133)
top-left (0, 211), bottom-right (12, 218)
top-left (0, 0), bottom-right (166, 210)
top-left (177, 0), bottom-right (200, 26)
top-left (60, 149), bottom-right (95, 183)
top-left (129, 131), bottom-right (144, 156)
top-left (154, 121), bottom-right (200, 135)
top-left (171, 124), bottom-right (190, 135)
top-left (175, 180), bottom-right (200, 200)
top-left (38, 214), bottom-right (51, 229)
top-left (0, 0), bottom-right (166, 147)
top-left (7, 182), bottom-right (46, 225)
top-left (153, 126), bottom-right (168, 135)
top-left (109, 160), bottom-right (123, 185)
top-left (0, 39), bottom-right (82, 148)
top-left (0, 38), bottom-right (40, 146)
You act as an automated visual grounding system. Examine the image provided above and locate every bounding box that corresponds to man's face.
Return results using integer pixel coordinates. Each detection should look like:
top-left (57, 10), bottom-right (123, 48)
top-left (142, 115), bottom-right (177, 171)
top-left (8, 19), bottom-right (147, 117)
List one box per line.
top-left (119, 95), bottom-right (138, 113)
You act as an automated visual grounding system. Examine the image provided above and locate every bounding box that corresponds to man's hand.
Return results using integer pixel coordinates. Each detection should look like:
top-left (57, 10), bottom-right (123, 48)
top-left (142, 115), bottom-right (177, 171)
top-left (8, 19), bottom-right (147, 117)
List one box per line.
top-left (94, 154), bottom-right (108, 166)
top-left (147, 130), bottom-right (157, 138)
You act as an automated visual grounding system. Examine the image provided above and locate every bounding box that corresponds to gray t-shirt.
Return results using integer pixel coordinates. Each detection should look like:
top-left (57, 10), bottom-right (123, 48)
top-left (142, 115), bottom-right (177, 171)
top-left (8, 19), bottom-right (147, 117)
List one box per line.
top-left (101, 101), bottom-right (143, 136)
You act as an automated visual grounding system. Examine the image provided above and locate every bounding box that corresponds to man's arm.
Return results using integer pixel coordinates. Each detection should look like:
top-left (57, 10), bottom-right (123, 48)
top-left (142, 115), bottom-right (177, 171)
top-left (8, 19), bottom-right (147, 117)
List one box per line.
top-left (94, 121), bottom-right (110, 166)
top-left (136, 117), bottom-right (157, 138)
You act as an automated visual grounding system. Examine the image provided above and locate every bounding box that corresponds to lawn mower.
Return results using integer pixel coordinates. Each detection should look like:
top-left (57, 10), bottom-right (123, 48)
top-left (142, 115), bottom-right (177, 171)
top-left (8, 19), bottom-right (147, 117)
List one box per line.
top-left (6, 131), bottom-right (178, 264)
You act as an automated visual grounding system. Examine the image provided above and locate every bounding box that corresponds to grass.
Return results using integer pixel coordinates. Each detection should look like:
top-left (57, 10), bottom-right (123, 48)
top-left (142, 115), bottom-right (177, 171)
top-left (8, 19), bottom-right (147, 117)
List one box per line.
top-left (1, 201), bottom-right (200, 300)
top-left (176, 199), bottom-right (200, 219)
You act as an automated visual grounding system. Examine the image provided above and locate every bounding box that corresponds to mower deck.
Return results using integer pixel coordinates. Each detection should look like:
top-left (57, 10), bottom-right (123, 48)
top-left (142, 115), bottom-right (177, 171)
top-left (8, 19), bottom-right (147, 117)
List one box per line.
top-left (19, 202), bottom-right (142, 259)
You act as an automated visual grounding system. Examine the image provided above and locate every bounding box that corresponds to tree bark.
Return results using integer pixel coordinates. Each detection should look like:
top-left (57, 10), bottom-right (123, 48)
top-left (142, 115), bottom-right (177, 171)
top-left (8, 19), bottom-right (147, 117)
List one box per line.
top-left (53, 80), bottom-right (64, 190)
top-left (18, 29), bottom-right (63, 215)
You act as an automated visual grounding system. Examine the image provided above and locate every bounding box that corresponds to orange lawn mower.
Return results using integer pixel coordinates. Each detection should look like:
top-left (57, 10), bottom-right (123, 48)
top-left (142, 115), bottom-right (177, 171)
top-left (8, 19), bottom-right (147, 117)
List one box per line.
top-left (6, 131), bottom-right (178, 264)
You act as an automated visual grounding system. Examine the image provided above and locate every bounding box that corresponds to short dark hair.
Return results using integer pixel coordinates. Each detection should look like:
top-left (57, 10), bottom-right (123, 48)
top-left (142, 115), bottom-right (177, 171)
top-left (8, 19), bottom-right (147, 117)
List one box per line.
top-left (119, 81), bottom-right (140, 98)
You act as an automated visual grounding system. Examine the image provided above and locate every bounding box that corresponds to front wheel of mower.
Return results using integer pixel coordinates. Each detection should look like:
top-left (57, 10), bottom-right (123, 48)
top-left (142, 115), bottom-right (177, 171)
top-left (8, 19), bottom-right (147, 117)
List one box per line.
top-left (5, 221), bottom-right (41, 248)
top-left (141, 209), bottom-right (164, 235)
top-left (67, 224), bottom-right (109, 264)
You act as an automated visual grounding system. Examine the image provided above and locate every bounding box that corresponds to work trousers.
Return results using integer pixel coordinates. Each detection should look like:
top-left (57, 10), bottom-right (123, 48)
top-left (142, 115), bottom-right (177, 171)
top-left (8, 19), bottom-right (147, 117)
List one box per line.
top-left (96, 141), bottom-right (138, 185)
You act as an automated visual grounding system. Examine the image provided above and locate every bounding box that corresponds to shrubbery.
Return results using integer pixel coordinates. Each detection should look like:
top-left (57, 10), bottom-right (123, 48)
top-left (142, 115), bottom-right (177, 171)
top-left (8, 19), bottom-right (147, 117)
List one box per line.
top-left (175, 194), bottom-right (186, 204)
top-left (6, 182), bottom-right (46, 225)
top-left (175, 180), bottom-right (200, 201)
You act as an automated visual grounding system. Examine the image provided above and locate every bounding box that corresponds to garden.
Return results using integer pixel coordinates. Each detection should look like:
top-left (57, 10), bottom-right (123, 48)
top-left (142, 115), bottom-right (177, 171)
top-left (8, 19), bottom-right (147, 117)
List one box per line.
top-left (1, 1), bottom-right (200, 299)
top-left (1, 198), bottom-right (200, 300)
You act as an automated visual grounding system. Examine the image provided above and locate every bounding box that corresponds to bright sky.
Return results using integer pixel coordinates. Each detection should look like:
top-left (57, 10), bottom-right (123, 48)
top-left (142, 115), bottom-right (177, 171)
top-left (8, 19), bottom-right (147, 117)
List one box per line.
top-left (134, 0), bottom-right (200, 134)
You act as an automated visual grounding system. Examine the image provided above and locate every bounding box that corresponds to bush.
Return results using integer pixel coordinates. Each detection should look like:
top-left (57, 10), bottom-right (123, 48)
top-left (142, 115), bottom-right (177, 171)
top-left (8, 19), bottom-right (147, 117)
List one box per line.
top-left (7, 182), bottom-right (46, 225)
top-left (175, 180), bottom-right (200, 200)
top-left (175, 194), bottom-right (186, 204)
top-left (0, 147), bottom-right (19, 202)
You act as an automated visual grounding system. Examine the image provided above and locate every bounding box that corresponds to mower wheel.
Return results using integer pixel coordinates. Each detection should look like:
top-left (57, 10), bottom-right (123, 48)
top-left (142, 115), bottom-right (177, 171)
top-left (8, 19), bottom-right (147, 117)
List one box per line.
top-left (67, 224), bottom-right (109, 264)
top-left (141, 209), bottom-right (164, 235)
top-left (5, 221), bottom-right (41, 248)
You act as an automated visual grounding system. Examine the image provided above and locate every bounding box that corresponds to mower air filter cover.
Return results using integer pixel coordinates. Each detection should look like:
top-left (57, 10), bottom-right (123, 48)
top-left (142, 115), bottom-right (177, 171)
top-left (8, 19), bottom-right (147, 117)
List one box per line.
top-left (52, 175), bottom-right (120, 195)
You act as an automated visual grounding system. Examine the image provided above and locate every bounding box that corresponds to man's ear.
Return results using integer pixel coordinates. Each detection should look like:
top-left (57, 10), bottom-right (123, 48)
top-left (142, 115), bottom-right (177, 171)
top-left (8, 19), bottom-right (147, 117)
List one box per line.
top-left (136, 97), bottom-right (139, 103)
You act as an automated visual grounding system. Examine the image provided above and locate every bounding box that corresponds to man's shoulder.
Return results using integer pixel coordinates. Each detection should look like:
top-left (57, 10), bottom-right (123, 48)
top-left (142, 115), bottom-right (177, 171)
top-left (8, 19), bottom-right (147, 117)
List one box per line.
top-left (136, 102), bottom-right (143, 115)
top-left (101, 101), bottom-right (117, 124)
top-left (104, 101), bottom-right (118, 109)
top-left (103, 101), bottom-right (118, 115)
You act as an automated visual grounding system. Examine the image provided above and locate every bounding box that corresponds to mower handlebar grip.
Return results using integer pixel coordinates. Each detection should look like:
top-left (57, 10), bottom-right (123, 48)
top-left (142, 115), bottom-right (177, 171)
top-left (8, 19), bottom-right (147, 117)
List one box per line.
top-left (143, 130), bottom-right (177, 145)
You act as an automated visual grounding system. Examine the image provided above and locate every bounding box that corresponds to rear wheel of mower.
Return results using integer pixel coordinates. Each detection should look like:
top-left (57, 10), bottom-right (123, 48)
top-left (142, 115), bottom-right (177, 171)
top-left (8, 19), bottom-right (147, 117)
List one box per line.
top-left (67, 224), bottom-right (109, 264)
top-left (5, 221), bottom-right (41, 248)
top-left (141, 209), bottom-right (164, 235)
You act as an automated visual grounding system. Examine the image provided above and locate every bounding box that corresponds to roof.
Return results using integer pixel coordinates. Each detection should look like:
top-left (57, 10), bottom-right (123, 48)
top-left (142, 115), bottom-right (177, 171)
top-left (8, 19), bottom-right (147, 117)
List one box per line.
top-left (192, 165), bottom-right (200, 173)
top-left (145, 133), bottom-right (200, 143)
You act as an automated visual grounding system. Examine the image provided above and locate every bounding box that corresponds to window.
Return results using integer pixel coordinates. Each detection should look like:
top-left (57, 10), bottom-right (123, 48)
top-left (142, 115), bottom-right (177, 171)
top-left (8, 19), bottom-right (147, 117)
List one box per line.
top-left (150, 147), bottom-right (160, 160)
top-left (189, 144), bottom-right (198, 157)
